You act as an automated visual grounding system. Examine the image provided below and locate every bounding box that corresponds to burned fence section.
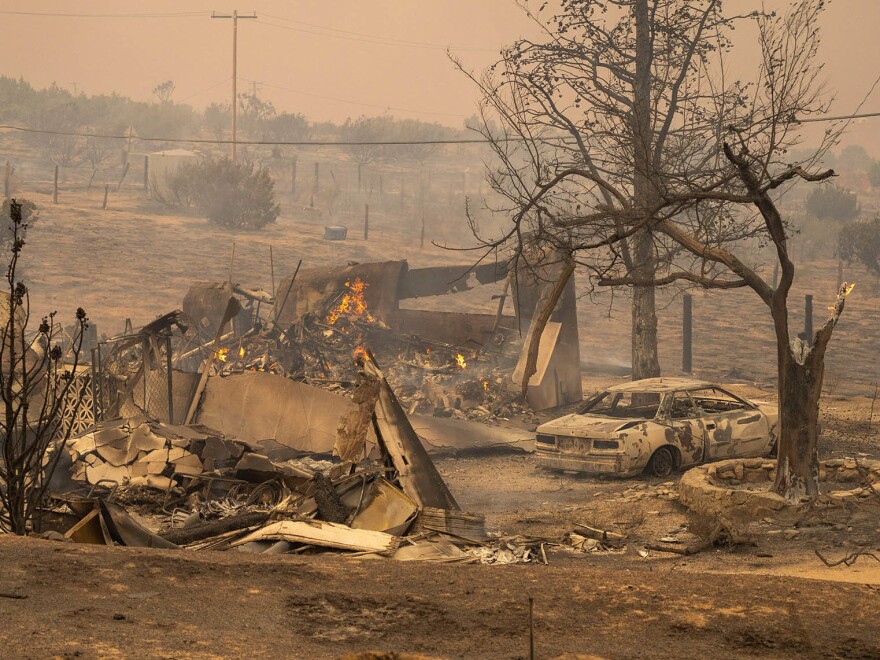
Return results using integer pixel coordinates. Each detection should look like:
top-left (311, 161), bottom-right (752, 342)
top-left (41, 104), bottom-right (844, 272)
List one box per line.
top-left (91, 315), bottom-right (181, 425)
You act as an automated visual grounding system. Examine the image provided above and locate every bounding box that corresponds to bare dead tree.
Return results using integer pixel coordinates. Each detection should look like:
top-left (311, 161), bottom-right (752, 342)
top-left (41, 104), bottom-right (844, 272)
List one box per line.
top-left (454, 0), bottom-right (754, 384)
top-left (462, 1), bottom-right (852, 501)
top-left (0, 200), bottom-right (88, 534)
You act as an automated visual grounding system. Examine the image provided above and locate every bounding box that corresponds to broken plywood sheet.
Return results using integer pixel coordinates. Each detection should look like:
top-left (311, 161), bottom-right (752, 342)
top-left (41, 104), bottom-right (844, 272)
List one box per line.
top-left (346, 477), bottom-right (419, 536)
top-left (512, 320), bottom-right (562, 388)
top-left (410, 415), bottom-right (535, 455)
top-left (197, 371), bottom-right (373, 455)
top-left (231, 520), bottom-right (401, 554)
top-left (363, 358), bottom-right (459, 511)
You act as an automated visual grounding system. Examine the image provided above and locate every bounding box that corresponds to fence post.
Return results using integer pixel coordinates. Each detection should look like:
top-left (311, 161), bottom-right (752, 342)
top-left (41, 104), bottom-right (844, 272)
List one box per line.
top-left (143, 155), bottom-right (149, 193)
top-left (96, 343), bottom-right (104, 421)
top-left (142, 337), bottom-right (150, 413)
top-left (166, 334), bottom-right (174, 424)
top-left (90, 347), bottom-right (99, 427)
top-left (420, 211), bottom-right (426, 248)
top-left (4, 161), bottom-right (12, 197)
top-left (805, 294), bottom-right (813, 345)
top-left (682, 293), bottom-right (693, 373)
top-left (290, 156), bottom-right (297, 195)
top-left (364, 204), bottom-right (369, 240)
top-left (102, 184), bottom-right (109, 210)
top-left (53, 165), bottom-right (59, 204)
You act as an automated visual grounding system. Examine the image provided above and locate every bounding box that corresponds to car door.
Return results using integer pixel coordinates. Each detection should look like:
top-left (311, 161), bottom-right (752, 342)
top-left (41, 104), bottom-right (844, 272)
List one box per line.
top-left (665, 392), bottom-right (706, 466)
top-left (692, 388), bottom-right (770, 459)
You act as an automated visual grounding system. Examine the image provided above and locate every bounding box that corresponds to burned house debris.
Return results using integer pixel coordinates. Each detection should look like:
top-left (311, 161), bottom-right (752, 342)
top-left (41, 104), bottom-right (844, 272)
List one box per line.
top-left (28, 257), bottom-right (587, 563)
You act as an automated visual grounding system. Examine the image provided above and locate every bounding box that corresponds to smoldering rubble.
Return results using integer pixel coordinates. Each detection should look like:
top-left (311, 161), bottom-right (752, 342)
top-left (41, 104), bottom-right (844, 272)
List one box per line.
top-left (34, 256), bottom-right (595, 564)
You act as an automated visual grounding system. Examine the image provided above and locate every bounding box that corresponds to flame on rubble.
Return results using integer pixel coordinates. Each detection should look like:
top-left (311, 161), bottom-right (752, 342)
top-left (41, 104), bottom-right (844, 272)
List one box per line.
top-left (456, 354), bottom-right (467, 369)
top-left (482, 379), bottom-right (489, 390)
top-left (239, 345), bottom-right (245, 358)
top-left (215, 348), bottom-right (229, 362)
top-left (327, 277), bottom-right (374, 325)
top-left (353, 345), bottom-right (370, 361)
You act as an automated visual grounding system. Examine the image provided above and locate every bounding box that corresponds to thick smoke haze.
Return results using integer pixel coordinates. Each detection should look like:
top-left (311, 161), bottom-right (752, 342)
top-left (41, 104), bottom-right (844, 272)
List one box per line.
top-left (2, 0), bottom-right (879, 149)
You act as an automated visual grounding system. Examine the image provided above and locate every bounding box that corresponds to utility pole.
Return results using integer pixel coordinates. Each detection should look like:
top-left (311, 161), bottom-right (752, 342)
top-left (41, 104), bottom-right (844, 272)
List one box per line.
top-left (211, 10), bottom-right (257, 162)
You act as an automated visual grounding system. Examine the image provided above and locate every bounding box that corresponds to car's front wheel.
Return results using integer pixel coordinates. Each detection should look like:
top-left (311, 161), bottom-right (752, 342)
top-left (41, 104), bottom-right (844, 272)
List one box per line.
top-left (646, 446), bottom-right (676, 478)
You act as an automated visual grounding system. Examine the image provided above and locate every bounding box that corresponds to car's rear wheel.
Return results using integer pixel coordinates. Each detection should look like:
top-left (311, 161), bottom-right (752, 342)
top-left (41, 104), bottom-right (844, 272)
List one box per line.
top-left (646, 447), bottom-right (675, 478)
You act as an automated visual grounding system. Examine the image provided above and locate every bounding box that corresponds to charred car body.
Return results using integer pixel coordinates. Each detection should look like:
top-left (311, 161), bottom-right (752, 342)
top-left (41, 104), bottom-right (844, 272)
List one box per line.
top-left (535, 378), bottom-right (778, 478)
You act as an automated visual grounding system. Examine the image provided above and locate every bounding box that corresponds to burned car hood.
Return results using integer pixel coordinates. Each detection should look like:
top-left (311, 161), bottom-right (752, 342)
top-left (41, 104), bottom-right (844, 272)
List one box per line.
top-left (537, 413), bottom-right (649, 438)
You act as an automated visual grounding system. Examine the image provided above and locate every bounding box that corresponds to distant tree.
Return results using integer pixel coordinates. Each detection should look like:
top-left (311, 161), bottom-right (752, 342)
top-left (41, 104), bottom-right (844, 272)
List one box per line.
top-left (173, 159), bottom-right (280, 230)
top-left (868, 161), bottom-right (880, 187)
top-left (838, 144), bottom-right (872, 172)
top-left (29, 88), bottom-right (82, 166)
top-left (238, 92), bottom-right (276, 140)
top-left (266, 112), bottom-right (310, 144)
top-left (152, 80), bottom-right (176, 104)
top-left (341, 116), bottom-right (394, 189)
top-left (805, 184), bottom-right (860, 223)
top-left (839, 217), bottom-right (880, 277)
top-left (81, 133), bottom-right (118, 188)
top-left (0, 200), bottom-right (88, 535)
top-left (204, 102), bottom-right (230, 141)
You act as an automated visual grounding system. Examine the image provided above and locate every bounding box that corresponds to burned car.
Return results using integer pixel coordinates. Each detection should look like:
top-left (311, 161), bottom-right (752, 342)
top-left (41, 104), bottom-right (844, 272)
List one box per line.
top-left (535, 378), bottom-right (778, 478)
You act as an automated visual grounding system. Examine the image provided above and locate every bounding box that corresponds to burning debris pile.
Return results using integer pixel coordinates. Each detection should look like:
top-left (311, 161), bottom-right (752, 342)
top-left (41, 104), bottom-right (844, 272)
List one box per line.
top-left (32, 257), bottom-right (586, 562)
top-left (177, 269), bottom-right (536, 425)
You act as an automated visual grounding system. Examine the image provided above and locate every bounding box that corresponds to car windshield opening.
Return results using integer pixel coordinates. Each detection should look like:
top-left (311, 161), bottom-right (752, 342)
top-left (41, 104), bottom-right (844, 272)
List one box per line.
top-left (581, 391), bottom-right (661, 419)
top-left (690, 388), bottom-right (750, 414)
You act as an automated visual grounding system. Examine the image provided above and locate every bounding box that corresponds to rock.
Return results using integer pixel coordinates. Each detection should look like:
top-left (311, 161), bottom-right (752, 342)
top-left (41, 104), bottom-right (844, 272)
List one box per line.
top-left (734, 464), bottom-right (744, 480)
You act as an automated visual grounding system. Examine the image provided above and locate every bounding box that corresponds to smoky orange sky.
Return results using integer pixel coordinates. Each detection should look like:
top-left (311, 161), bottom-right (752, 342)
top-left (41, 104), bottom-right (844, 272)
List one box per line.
top-left (2, 1), bottom-right (879, 150)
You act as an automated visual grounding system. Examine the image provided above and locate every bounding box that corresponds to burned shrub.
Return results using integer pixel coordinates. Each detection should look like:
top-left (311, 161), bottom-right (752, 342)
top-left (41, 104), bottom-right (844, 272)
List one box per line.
top-left (838, 216), bottom-right (880, 277)
top-left (168, 158), bottom-right (280, 230)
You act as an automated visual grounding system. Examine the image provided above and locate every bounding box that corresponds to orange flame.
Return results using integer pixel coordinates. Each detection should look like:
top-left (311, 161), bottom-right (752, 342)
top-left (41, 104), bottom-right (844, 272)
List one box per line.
top-left (215, 348), bottom-right (229, 362)
top-left (456, 354), bottom-right (467, 369)
top-left (327, 278), bottom-right (374, 325)
top-left (353, 345), bottom-right (370, 361)
top-left (482, 379), bottom-right (489, 390)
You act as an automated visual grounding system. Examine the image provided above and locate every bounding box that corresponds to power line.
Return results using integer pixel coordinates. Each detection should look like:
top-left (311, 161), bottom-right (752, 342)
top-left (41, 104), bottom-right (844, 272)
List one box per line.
top-left (178, 77), bottom-right (233, 103)
top-left (242, 78), bottom-right (469, 119)
top-left (0, 10), bottom-right (204, 18)
top-left (795, 110), bottom-right (880, 124)
top-left (1, 110), bottom-right (877, 147)
top-left (258, 12), bottom-right (495, 52)
top-left (0, 124), bottom-right (490, 146)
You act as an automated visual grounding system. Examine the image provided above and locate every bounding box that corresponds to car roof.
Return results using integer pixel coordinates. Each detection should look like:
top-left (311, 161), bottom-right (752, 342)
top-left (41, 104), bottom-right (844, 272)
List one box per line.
top-left (606, 377), bottom-right (716, 394)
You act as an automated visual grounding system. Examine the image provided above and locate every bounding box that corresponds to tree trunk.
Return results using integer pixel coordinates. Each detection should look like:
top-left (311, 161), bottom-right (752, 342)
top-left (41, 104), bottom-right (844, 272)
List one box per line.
top-left (774, 346), bottom-right (822, 500)
top-left (629, 0), bottom-right (661, 381)
top-left (632, 277), bottom-right (660, 380)
top-left (771, 284), bottom-right (847, 502)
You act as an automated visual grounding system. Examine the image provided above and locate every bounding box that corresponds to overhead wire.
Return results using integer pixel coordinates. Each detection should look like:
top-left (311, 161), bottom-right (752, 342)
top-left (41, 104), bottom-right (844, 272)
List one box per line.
top-left (240, 78), bottom-right (469, 119)
top-left (0, 10), bottom-right (204, 18)
top-left (0, 110), bottom-right (876, 147)
top-left (258, 12), bottom-right (495, 52)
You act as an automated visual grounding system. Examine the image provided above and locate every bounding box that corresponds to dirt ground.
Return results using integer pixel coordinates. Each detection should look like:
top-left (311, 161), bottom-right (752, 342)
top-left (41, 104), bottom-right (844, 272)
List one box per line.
top-left (3, 138), bottom-right (880, 657)
top-left (2, 386), bottom-right (880, 659)
top-left (2, 447), bottom-right (880, 659)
